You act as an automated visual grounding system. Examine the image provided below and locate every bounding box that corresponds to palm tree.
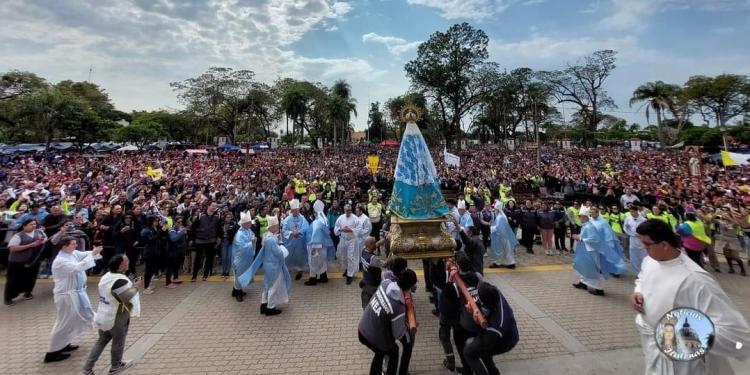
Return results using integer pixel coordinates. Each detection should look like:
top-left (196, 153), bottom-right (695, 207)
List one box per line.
top-left (629, 81), bottom-right (680, 142)
top-left (280, 85), bottom-right (308, 144)
top-left (329, 80), bottom-right (357, 145)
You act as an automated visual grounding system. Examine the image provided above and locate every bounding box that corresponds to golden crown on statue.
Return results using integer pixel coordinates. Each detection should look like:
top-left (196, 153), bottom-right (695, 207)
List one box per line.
top-left (399, 103), bottom-right (423, 123)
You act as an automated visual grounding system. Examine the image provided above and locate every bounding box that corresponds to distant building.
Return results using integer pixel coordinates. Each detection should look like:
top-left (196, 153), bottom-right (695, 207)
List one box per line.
top-left (679, 319), bottom-right (702, 352)
top-left (351, 131), bottom-right (367, 141)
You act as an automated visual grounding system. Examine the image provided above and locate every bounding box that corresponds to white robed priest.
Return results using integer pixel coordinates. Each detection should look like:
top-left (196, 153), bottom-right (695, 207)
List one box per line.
top-left (231, 211), bottom-right (256, 302)
top-left (488, 200), bottom-right (519, 269)
top-left (355, 204), bottom-right (372, 259)
top-left (305, 200), bottom-right (335, 286)
top-left (282, 199), bottom-right (310, 281)
top-left (631, 218), bottom-right (750, 375)
top-left (238, 216), bottom-right (291, 316)
top-left (335, 204), bottom-right (360, 285)
top-left (44, 238), bottom-right (103, 363)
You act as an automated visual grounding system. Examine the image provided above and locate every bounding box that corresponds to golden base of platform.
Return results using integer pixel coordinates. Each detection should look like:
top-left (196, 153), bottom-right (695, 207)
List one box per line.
top-left (388, 216), bottom-right (456, 260)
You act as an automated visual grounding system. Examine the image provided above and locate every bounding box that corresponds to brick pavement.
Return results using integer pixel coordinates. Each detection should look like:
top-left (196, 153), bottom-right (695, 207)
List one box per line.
top-left (2, 249), bottom-right (750, 375)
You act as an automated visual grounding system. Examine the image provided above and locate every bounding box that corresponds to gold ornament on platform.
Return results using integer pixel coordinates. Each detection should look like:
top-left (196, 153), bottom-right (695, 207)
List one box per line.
top-left (399, 103), bottom-right (423, 123)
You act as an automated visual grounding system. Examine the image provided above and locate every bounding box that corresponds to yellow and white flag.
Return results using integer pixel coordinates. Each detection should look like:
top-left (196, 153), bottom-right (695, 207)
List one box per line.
top-left (721, 151), bottom-right (750, 166)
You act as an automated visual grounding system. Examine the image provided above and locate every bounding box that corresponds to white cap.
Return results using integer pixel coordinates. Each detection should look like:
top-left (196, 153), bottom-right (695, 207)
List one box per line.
top-left (238, 211), bottom-right (253, 225)
top-left (289, 199), bottom-right (300, 210)
top-left (579, 206), bottom-right (591, 218)
top-left (493, 200), bottom-right (503, 211)
top-left (313, 200), bottom-right (325, 214)
top-left (457, 200), bottom-right (466, 210)
top-left (267, 216), bottom-right (279, 228)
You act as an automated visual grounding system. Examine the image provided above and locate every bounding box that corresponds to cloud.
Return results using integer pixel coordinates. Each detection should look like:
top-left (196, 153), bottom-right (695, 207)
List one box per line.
top-left (362, 32), bottom-right (421, 55)
top-left (0, 0), bottom-right (356, 111)
top-left (600, 0), bottom-right (750, 30)
top-left (489, 35), bottom-right (657, 64)
top-left (282, 54), bottom-right (386, 82)
top-left (405, 0), bottom-right (513, 20)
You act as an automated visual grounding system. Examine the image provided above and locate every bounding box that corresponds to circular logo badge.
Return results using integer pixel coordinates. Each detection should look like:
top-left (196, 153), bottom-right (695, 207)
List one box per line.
top-left (655, 307), bottom-right (715, 361)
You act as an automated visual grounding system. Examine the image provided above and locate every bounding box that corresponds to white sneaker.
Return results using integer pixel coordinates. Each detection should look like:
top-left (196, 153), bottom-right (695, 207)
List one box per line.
top-left (143, 289), bottom-right (154, 295)
top-left (109, 360), bottom-right (133, 374)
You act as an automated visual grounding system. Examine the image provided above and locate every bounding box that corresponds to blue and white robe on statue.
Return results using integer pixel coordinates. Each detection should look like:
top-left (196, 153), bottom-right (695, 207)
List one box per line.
top-left (388, 121), bottom-right (450, 220)
top-left (308, 212), bottom-right (335, 276)
top-left (232, 227), bottom-right (256, 290)
top-left (282, 214), bottom-right (310, 273)
top-left (238, 233), bottom-right (292, 309)
top-left (489, 206), bottom-right (519, 266)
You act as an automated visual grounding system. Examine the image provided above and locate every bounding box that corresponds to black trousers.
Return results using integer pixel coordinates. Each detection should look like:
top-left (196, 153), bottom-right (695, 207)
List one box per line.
top-left (165, 255), bottom-right (183, 285)
top-left (359, 331), bottom-right (399, 375)
top-left (520, 226), bottom-right (536, 251)
top-left (463, 331), bottom-right (516, 375)
top-left (143, 255), bottom-right (160, 289)
top-left (4, 261), bottom-right (39, 302)
top-left (125, 247), bottom-right (139, 277)
top-left (569, 225), bottom-right (581, 249)
top-left (371, 221), bottom-right (382, 239)
top-left (554, 226), bottom-right (567, 250)
top-left (192, 242), bottom-right (217, 279)
top-left (422, 259), bottom-right (433, 291)
top-left (397, 335), bottom-right (413, 375)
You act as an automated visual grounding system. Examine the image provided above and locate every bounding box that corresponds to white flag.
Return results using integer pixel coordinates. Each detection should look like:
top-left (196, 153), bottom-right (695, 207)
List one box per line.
top-left (444, 148), bottom-right (460, 167)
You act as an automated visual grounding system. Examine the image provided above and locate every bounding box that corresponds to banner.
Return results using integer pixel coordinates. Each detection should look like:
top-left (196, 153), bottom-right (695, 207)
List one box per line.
top-left (721, 151), bottom-right (750, 166)
top-left (630, 139), bottom-right (641, 151)
top-left (444, 148), bottom-right (460, 167)
top-left (367, 154), bottom-right (380, 174)
top-left (146, 166), bottom-right (164, 180)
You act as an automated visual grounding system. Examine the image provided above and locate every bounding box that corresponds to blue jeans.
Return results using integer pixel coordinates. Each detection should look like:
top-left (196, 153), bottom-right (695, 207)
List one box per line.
top-left (221, 239), bottom-right (233, 274)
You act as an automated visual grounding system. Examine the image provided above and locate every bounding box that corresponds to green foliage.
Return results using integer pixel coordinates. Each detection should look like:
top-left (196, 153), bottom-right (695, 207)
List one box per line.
top-left (366, 102), bottom-right (387, 142)
top-left (680, 126), bottom-right (723, 147)
top-left (114, 121), bottom-right (163, 149)
top-left (684, 74), bottom-right (749, 126)
top-left (405, 22), bottom-right (495, 143)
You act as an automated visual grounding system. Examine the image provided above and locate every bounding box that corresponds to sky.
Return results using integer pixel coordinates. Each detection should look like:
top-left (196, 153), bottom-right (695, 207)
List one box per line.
top-left (2, 0), bottom-right (750, 132)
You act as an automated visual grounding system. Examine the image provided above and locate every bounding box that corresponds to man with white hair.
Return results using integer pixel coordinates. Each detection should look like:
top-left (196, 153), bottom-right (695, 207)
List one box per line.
top-left (335, 204), bottom-right (360, 285)
top-left (231, 211), bottom-right (256, 302)
top-left (305, 200), bottom-right (335, 286)
top-left (282, 199), bottom-right (310, 281)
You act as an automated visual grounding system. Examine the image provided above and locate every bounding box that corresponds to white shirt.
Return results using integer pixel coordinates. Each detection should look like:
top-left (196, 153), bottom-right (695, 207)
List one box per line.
top-left (635, 252), bottom-right (750, 374)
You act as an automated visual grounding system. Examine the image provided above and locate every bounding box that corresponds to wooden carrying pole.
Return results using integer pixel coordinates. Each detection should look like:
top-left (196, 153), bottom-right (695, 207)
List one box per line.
top-left (445, 258), bottom-right (487, 328)
top-left (403, 290), bottom-right (417, 337)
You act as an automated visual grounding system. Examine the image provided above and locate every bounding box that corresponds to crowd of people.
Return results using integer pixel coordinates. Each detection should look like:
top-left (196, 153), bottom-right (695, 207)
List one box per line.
top-left (2, 144), bottom-right (750, 374)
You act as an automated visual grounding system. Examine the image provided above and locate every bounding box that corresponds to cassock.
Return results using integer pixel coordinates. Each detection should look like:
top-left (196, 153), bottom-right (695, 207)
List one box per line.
top-left (47, 250), bottom-right (101, 352)
top-left (356, 213), bottom-right (372, 253)
top-left (635, 251), bottom-right (750, 374)
top-left (335, 213), bottom-right (361, 277)
top-left (623, 214), bottom-right (647, 273)
top-left (282, 214), bottom-right (310, 273)
top-left (489, 207), bottom-right (518, 266)
top-left (232, 227), bottom-right (256, 290)
top-left (239, 233), bottom-right (292, 309)
top-left (308, 209), bottom-right (335, 276)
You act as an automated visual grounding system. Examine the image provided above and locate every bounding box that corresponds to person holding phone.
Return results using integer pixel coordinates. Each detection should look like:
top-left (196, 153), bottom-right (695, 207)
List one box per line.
top-left (5, 218), bottom-right (47, 306)
top-left (44, 238), bottom-right (103, 363)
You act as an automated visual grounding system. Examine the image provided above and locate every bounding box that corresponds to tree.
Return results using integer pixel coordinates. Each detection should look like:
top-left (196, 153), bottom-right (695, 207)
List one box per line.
top-left (55, 80), bottom-right (118, 120)
top-left (0, 71), bottom-right (48, 127)
top-left (366, 102), bottom-right (387, 142)
top-left (329, 80), bottom-right (357, 145)
top-left (114, 121), bottom-right (162, 149)
top-left (277, 79), bottom-right (328, 145)
top-left (539, 50), bottom-right (618, 140)
top-left (405, 23), bottom-right (496, 145)
top-left (171, 67), bottom-right (257, 143)
top-left (14, 88), bottom-right (86, 150)
top-left (684, 74), bottom-right (750, 128)
top-left (629, 81), bottom-right (681, 143)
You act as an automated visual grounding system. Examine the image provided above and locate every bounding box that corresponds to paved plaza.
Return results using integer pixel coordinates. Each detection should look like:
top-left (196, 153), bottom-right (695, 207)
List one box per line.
top-left (3, 250), bottom-right (750, 375)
